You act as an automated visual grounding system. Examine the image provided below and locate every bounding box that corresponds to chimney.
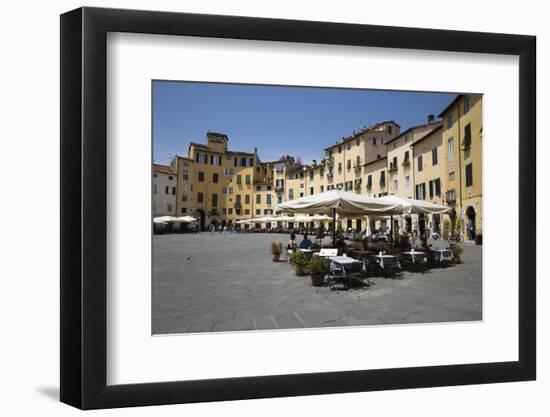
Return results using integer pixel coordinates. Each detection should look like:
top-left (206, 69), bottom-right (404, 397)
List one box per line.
top-left (427, 114), bottom-right (435, 123)
top-left (312, 159), bottom-right (317, 166)
top-left (254, 147), bottom-right (258, 154)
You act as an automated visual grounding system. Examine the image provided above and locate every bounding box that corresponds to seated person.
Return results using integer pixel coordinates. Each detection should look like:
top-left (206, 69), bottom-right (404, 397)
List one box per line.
top-left (287, 233), bottom-right (298, 253)
top-left (299, 234), bottom-right (312, 249)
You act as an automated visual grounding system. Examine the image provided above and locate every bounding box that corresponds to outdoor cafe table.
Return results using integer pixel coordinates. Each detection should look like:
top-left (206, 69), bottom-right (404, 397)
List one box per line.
top-left (328, 256), bottom-right (364, 289)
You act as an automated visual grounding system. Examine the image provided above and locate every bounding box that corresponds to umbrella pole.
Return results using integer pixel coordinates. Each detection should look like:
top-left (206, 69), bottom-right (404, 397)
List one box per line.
top-left (390, 215), bottom-right (394, 247)
top-left (332, 207), bottom-right (336, 247)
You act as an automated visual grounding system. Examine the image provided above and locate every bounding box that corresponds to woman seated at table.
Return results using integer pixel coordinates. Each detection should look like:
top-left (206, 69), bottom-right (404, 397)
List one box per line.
top-left (287, 233), bottom-right (298, 255)
top-left (299, 234), bottom-right (312, 249)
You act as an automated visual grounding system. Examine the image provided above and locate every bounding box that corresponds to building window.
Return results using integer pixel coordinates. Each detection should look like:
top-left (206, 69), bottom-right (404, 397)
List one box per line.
top-left (447, 137), bottom-right (454, 159)
top-left (165, 186), bottom-right (170, 194)
top-left (346, 142), bottom-right (351, 150)
top-left (226, 155), bottom-right (232, 161)
top-left (380, 171), bottom-right (386, 184)
top-left (346, 159), bottom-right (351, 170)
top-left (393, 180), bottom-right (398, 191)
top-left (429, 178), bottom-right (441, 198)
top-left (245, 209), bottom-right (250, 215)
top-left (182, 168), bottom-right (189, 180)
top-left (245, 175), bottom-right (251, 185)
top-left (197, 192), bottom-right (204, 203)
top-left (277, 196), bottom-right (282, 204)
top-left (463, 123), bottom-right (472, 149)
top-left (228, 208), bottom-right (233, 215)
top-left (415, 183), bottom-right (426, 200)
top-left (356, 137), bottom-right (360, 146)
top-left (256, 185), bottom-right (261, 191)
top-left (288, 189), bottom-right (294, 200)
top-left (432, 148), bottom-right (438, 165)
top-left (240, 157), bottom-right (247, 167)
top-left (338, 162), bottom-right (342, 173)
top-left (267, 185), bottom-right (272, 190)
top-left (236, 175), bottom-right (242, 185)
top-left (309, 187), bottom-right (314, 195)
top-left (418, 155), bottom-right (423, 172)
top-left (153, 173), bottom-right (157, 178)
top-left (405, 175), bottom-right (410, 186)
top-left (168, 175), bottom-right (173, 180)
top-left (387, 125), bottom-right (393, 134)
top-left (465, 163), bottom-right (473, 187)
top-left (256, 209), bottom-right (261, 215)
top-left (212, 173), bottom-right (219, 183)
top-left (404, 150), bottom-right (409, 162)
top-left (266, 194), bottom-right (272, 205)
top-left (167, 203), bottom-right (172, 212)
top-left (212, 193), bottom-right (218, 207)
top-left (181, 189), bottom-right (188, 202)
top-left (449, 171), bottom-right (455, 181)
top-left (245, 195), bottom-right (250, 204)
top-left (372, 137), bottom-right (377, 145)
top-left (228, 187), bottom-right (233, 195)
top-left (153, 184), bottom-right (157, 194)
top-left (198, 172), bottom-right (204, 182)
top-left (256, 194), bottom-right (261, 204)
top-left (223, 168), bottom-right (233, 176)
top-left (299, 183), bottom-right (304, 189)
top-left (367, 175), bottom-right (372, 187)
top-left (338, 146), bottom-right (342, 153)
top-left (345, 181), bottom-right (353, 191)
top-left (300, 192), bottom-right (304, 197)
top-left (447, 114), bottom-right (453, 129)
top-left (249, 157), bottom-right (254, 167)
top-left (181, 207), bottom-right (187, 214)
top-left (464, 95), bottom-right (471, 114)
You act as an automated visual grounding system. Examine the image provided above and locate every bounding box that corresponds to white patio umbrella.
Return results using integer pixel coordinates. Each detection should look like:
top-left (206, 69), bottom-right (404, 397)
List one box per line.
top-left (276, 190), bottom-right (403, 245)
top-left (153, 216), bottom-right (177, 223)
top-left (377, 195), bottom-right (451, 214)
top-left (173, 215), bottom-right (198, 223)
top-left (153, 218), bottom-right (168, 225)
top-left (377, 195), bottom-right (451, 245)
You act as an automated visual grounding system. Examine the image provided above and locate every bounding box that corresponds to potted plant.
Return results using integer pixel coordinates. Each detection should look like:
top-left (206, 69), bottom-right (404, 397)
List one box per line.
top-left (271, 242), bottom-right (282, 262)
top-left (305, 257), bottom-right (329, 286)
top-left (449, 243), bottom-right (463, 263)
top-left (290, 251), bottom-right (309, 276)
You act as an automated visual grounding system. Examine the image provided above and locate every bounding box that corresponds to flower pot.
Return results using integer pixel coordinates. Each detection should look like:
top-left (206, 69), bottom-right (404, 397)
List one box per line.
top-left (310, 274), bottom-right (325, 286)
top-left (295, 265), bottom-right (305, 276)
top-left (272, 254), bottom-right (280, 262)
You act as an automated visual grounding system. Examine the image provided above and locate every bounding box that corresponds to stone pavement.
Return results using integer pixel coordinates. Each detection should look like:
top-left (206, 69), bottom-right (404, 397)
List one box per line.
top-left (152, 233), bottom-right (482, 334)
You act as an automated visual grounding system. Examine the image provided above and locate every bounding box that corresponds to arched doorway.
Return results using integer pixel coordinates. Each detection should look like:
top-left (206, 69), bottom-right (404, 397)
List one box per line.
top-left (193, 209), bottom-right (206, 231)
top-left (466, 206), bottom-right (476, 240)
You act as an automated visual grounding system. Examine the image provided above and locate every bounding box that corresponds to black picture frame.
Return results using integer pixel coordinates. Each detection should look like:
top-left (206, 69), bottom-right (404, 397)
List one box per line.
top-left (60, 6), bottom-right (536, 410)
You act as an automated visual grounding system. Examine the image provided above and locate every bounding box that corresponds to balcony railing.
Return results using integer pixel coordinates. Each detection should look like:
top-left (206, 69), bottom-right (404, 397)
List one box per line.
top-left (402, 159), bottom-right (410, 167)
top-left (366, 182), bottom-right (372, 189)
top-left (275, 186), bottom-right (284, 193)
top-left (388, 163), bottom-right (398, 173)
top-left (353, 164), bottom-right (362, 172)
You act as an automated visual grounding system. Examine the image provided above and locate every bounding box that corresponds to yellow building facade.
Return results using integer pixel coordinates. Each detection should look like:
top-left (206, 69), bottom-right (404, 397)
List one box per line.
top-left (438, 94), bottom-right (483, 240)
top-left (385, 118), bottom-right (441, 199)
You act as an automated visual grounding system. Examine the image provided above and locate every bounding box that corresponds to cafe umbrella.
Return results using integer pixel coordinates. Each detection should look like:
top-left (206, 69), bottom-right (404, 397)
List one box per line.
top-left (276, 190), bottom-right (403, 246)
top-left (377, 195), bottom-right (451, 245)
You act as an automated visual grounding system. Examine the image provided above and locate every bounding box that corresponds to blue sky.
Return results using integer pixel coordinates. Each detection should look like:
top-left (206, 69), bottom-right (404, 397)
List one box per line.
top-left (153, 81), bottom-right (456, 165)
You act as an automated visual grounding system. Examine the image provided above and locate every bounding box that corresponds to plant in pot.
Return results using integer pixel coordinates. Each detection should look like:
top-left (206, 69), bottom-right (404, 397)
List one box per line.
top-left (305, 257), bottom-right (329, 286)
top-left (290, 251), bottom-right (309, 276)
top-left (271, 242), bottom-right (282, 262)
top-left (449, 243), bottom-right (463, 263)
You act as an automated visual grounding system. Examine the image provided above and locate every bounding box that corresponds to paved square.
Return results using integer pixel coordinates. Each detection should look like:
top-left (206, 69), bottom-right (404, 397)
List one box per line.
top-left (152, 233), bottom-right (482, 334)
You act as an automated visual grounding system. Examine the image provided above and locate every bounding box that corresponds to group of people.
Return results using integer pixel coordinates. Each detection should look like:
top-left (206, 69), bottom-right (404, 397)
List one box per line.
top-left (287, 233), bottom-right (312, 254)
